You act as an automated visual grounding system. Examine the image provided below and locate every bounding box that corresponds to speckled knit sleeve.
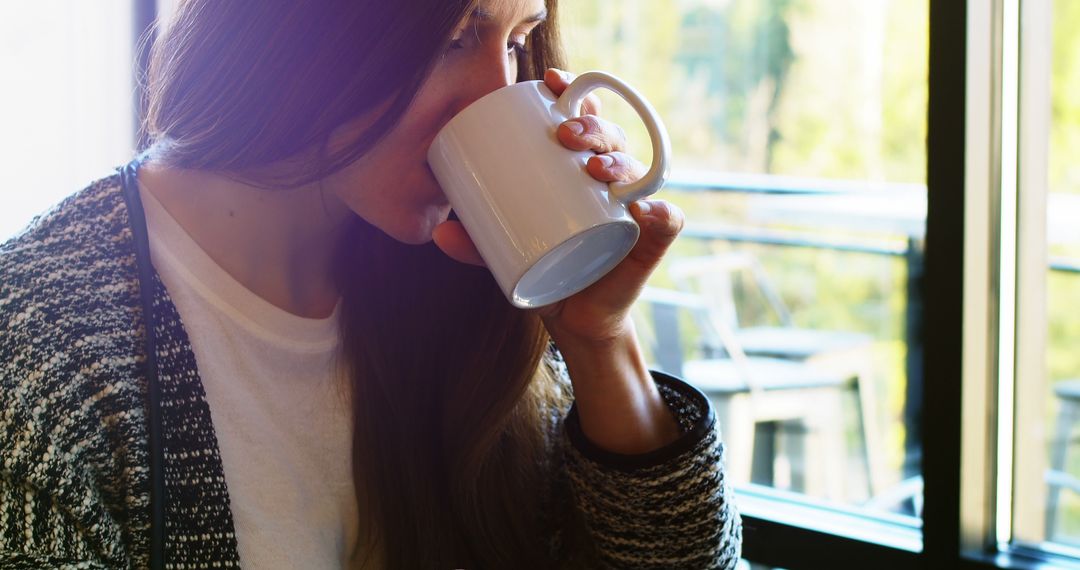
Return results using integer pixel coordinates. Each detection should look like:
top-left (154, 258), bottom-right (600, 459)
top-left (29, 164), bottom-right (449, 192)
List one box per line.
top-left (560, 370), bottom-right (743, 569)
top-left (1, 180), bottom-right (152, 568)
top-left (1, 178), bottom-right (241, 568)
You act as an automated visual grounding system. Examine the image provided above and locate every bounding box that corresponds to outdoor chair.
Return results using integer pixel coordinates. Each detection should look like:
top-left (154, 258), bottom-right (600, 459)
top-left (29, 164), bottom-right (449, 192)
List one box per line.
top-left (1046, 378), bottom-right (1080, 540)
top-left (636, 287), bottom-right (877, 502)
top-left (668, 252), bottom-right (873, 361)
top-left (666, 253), bottom-right (885, 497)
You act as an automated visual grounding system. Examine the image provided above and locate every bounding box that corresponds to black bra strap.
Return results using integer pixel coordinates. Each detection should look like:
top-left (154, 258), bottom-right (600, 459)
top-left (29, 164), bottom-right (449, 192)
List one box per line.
top-left (118, 159), bottom-right (167, 570)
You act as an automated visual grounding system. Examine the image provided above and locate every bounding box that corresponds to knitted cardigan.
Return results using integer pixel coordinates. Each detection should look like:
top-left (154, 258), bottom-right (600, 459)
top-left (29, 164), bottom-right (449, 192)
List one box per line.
top-left (0, 174), bottom-right (742, 569)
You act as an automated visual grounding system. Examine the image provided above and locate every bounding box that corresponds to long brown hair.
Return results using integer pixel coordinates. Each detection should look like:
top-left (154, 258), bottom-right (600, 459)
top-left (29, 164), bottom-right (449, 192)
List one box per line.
top-left (143, 0), bottom-right (569, 567)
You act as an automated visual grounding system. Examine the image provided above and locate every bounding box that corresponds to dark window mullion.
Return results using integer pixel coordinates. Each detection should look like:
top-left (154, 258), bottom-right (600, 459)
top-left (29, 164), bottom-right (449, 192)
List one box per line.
top-left (923, 0), bottom-right (969, 568)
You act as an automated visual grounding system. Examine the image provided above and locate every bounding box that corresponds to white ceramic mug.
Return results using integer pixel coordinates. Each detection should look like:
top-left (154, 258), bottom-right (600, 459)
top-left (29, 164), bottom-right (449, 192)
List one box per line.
top-left (427, 71), bottom-right (672, 308)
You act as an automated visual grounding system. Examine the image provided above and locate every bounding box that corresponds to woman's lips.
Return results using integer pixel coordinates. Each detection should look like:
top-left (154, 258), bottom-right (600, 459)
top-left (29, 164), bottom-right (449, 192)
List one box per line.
top-left (424, 162), bottom-right (450, 206)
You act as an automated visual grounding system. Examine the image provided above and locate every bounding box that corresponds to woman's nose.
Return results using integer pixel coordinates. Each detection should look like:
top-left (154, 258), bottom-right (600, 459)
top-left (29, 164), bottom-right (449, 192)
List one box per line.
top-left (452, 50), bottom-right (517, 114)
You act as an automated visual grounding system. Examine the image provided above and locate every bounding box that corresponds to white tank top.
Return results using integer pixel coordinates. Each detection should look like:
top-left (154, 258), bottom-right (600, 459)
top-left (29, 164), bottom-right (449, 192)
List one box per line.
top-left (139, 183), bottom-right (369, 569)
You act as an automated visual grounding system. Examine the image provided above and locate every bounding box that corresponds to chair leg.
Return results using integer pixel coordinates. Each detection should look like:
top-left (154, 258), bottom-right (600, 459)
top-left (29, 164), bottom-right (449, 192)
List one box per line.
top-left (793, 391), bottom-right (847, 501)
top-left (858, 362), bottom-right (887, 500)
top-left (807, 349), bottom-right (884, 501)
top-left (782, 419), bottom-right (808, 493)
top-left (713, 394), bottom-right (756, 487)
top-left (820, 390), bottom-right (848, 501)
top-left (1047, 399), bottom-right (1080, 541)
top-left (853, 370), bottom-right (886, 501)
top-left (751, 421), bottom-right (778, 487)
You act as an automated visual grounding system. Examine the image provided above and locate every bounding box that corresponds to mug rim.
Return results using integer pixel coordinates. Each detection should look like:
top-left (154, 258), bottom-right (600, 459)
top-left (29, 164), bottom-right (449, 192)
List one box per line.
top-left (509, 218), bottom-right (639, 308)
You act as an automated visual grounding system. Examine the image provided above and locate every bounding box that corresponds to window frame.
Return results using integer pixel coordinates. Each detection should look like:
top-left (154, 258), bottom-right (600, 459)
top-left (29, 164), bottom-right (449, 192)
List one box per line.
top-left (739, 1), bottom-right (1078, 567)
top-left (738, 1), bottom-right (1080, 568)
top-left (733, 1), bottom-right (976, 566)
top-left (657, 1), bottom-right (976, 565)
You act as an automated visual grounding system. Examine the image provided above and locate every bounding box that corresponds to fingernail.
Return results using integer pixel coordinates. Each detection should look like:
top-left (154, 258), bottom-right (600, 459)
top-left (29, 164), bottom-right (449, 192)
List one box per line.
top-left (556, 69), bottom-right (572, 81)
top-left (565, 121), bottom-right (585, 136)
top-left (635, 201), bottom-right (652, 216)
top-left (595, 154), bottom-right (614, 168)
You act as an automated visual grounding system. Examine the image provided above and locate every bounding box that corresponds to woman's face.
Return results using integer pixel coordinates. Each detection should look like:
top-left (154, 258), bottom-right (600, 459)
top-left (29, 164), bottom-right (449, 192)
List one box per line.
top-left (324, 0), bottom-right (549, 245)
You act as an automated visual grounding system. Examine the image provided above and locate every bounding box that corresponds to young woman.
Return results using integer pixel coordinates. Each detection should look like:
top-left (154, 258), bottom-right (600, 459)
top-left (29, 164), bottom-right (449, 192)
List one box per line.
top-left (0, 0), bottom-right (741, 568)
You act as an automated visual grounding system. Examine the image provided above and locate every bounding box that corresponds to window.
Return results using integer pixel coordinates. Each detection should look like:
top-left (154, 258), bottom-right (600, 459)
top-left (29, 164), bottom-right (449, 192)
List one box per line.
top-left (562, 0), bottom-right (927, 553)
top-left (1029, 0), bottom-right (1080, 551)
top-left (993, 0), bottom-right (1080, 562)
top-left (0, 1), bottom-right (135, 239)
top-left (566, 0), bottom-right (1080, 567)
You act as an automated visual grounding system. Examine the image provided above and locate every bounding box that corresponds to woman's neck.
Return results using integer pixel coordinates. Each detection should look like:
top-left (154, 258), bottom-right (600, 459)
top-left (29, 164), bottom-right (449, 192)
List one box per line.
top-left (137, 163), bottom-right (352, 319)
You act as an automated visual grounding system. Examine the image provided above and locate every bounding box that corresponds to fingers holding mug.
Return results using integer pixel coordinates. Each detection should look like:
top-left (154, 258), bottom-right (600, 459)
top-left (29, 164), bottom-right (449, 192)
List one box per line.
top-left (557, 115), bottom-right (630, 154)
top-left (585, 152), bottom-right (648, 184)
top-left (543, 68), bottom-right (602, 116)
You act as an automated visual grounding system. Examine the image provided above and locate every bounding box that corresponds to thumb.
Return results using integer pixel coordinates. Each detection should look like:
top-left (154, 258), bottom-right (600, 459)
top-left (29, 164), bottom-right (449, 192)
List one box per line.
top-left (624, 200), bottom-right (684, 269)
top-left (574, 199), bottom-right (682, 307)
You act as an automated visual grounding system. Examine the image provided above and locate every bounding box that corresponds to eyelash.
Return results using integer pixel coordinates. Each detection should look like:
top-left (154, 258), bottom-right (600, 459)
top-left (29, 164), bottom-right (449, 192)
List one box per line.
top-left (445, 38), bottom-right (529, 58)
top-left (508, 40), bottom-right (529, 58)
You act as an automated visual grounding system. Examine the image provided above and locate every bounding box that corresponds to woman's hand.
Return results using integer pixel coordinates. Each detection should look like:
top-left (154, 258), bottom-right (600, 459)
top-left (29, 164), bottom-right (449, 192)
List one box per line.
top-left (431, 68), bottom-right (683, 454)
top-left (432, 67), bottom-right (683, 454)
top-left (532, 69), bottom-right (683, 455)
top-left (432, 68), bottom-right (684, 341)
top-left (531, 68), bottom-right (684, 345)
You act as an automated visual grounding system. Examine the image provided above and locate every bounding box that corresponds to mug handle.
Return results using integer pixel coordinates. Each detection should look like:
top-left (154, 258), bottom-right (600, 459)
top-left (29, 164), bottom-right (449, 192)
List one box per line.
top-left (555, 71), bottom-right (672, 204)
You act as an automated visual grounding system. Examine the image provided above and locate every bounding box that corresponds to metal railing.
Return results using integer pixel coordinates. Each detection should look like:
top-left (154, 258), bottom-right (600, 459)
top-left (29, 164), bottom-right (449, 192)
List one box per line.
top-left (663, 171), bottom-right (1080, 488)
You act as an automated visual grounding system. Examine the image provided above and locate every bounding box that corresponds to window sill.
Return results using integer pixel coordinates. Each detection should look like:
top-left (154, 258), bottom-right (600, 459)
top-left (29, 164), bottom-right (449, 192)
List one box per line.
top-left (962, 543), bottom-right (1080, 570)
top-left (737, 484), bottom-right (921, 568)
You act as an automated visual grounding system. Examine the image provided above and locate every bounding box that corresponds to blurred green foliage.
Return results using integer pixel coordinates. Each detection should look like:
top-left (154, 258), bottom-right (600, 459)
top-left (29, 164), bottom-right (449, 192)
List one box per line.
top-left (1051, 0), bottom-right (1080, 197)
top-left (562, 0), bottom-right (927, 495)
top-left (1048, 0), bottom-right (1080, 390)
top-left (561, 0), bottom-right (1080, 516)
